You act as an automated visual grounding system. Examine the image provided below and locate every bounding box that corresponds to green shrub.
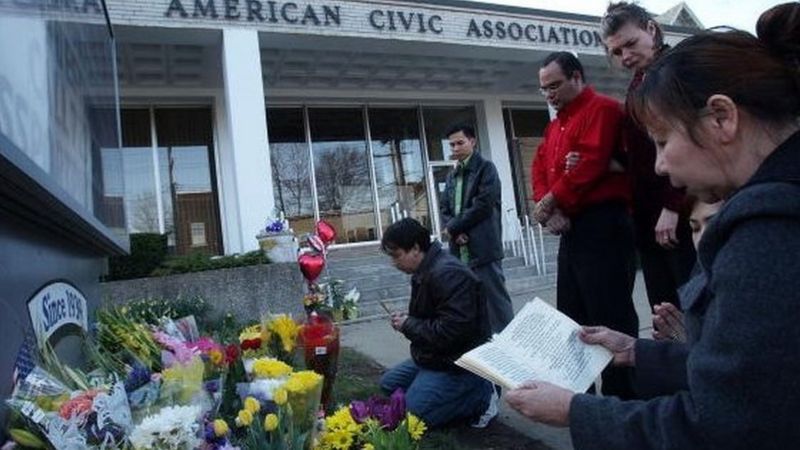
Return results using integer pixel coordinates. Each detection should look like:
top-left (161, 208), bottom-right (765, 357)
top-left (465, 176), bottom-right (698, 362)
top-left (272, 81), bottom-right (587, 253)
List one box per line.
top-left (124, 296), bottom-right (212, 326)
top-left (150, 250), bottom-right (269, 277)
top-left (106, 233), bottom-right (168, 280)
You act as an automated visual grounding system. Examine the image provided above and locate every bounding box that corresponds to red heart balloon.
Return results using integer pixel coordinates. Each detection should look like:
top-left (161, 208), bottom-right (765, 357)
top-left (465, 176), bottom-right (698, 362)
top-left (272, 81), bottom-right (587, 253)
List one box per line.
top-left (298, 252), bottom-right (325, 282)
top-left (315, 220), bottom-right (337, 245)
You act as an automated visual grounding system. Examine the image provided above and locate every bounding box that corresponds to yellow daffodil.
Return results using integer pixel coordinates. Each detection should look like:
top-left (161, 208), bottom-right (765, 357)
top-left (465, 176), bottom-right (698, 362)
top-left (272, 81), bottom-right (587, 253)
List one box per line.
top-left (362, 444), bottom-right (375, 450)
top-left (263, 413), bottom-right (279, 432)
top-left (213, 419), bottom-right (229, 437)
top-left (285, 370), bottom-right (323, 393)
top-left (239, 324), bottom-right (262, 343)
top-left (235, 409), bottom-right (253, 427)
top-left (325, 406), bottom-right (359, 434)
top-left (406, 413), bottom-right (426, 441)
top-left (252, 358), bottom-right (293, 379)
top-left (273, 388), bottom-right (288, 405)
top-left (326, 428), bottom-right (354, 450)
top-left (244, 396), bottom-right (261, 414)
top-left (268, 314), bottom-right (300, 353)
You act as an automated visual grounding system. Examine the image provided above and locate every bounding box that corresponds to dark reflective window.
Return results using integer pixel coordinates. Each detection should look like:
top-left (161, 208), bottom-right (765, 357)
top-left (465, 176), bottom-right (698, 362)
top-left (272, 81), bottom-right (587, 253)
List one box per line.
top-left (98, 107), bottom-right (221, 254)
top-left (267, 108), bottom-right (314, 238)
top-left (368, 108), bottom-right (430, 232)
top-left (155, 108), bottom-right (222, 255)
top-left (422, 107), bottom-right (478, 161)
top-left (309, 108), bottom-right (376, 244)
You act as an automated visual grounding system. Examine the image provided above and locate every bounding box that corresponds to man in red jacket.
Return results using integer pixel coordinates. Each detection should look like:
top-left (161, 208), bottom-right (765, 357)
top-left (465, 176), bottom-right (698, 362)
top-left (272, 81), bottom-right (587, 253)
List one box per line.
top-left (600, 2), bottom-right (696, 309)
top-left (532, 51), bottom-right (638, 398)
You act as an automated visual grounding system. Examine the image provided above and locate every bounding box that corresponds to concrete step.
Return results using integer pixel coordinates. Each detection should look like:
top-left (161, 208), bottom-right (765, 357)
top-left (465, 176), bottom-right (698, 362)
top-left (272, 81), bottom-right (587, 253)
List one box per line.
top-left (351, 273), bottom-right (558, 321)
top-left (345, 261), bottom-right (556, 302)
top-left (327, 255), bottom-right (528, 281)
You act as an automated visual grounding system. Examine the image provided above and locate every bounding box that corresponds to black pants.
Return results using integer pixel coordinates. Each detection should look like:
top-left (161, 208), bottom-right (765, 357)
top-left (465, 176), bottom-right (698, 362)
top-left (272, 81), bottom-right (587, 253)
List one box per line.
top-left (638, 221), bottom-right (696, 309)
top-left (557, 202), bottom-right (638, 399)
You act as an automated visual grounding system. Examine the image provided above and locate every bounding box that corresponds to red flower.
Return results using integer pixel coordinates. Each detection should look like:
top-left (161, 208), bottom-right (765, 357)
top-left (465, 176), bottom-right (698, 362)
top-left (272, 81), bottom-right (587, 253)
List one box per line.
top-left (226, 343), bottom-right (241, 362)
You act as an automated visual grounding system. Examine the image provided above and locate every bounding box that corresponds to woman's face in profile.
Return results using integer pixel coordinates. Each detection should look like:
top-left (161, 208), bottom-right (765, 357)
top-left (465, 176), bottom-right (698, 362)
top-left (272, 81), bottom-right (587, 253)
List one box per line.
top-left (647, 114), bottom-right (728, 203)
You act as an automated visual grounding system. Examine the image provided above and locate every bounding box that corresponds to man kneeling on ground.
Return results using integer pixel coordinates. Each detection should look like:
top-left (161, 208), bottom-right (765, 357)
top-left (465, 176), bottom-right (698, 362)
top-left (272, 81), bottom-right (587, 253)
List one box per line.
top-left (379, 218), bottom-right (496, 428)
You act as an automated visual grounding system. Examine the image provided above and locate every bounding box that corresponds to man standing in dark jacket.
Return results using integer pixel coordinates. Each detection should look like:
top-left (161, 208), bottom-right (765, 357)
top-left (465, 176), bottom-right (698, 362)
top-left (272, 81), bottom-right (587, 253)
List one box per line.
top-left (379, 218), bottom-right (494, 428)
top-left (440, 124), bottom-right (514, 334)
top-left (600, 2), bottom-right (696, 309)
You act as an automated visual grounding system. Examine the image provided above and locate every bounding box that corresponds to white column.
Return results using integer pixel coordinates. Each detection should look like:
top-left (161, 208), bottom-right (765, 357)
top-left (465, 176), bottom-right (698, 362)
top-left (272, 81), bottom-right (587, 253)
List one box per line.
top-left (220, 28), bottom-right (274, 253)
top-left (476, 98), bottom-right (518, 239)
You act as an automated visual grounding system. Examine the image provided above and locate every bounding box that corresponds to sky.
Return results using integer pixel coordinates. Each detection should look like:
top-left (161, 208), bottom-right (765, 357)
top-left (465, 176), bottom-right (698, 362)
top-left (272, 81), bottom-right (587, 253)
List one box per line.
top-left (466, 0), bottom-right (787, 33)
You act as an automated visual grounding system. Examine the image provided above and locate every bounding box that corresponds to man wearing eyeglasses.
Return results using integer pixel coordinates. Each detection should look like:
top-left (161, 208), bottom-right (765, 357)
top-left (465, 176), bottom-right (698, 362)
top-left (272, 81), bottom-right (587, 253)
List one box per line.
top-left (531, 51), bottom-right (638, 399)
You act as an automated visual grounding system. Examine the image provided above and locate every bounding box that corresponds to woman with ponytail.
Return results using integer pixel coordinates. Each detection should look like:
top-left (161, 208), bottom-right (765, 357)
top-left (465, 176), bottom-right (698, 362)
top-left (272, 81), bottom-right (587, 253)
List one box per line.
top-left (506, 3), bottom-right (800, 449)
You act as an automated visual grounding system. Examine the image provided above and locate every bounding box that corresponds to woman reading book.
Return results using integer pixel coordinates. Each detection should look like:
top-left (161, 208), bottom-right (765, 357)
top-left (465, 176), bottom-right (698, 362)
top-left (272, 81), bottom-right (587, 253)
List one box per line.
top-left (506, 4), bottom-right (800, 448)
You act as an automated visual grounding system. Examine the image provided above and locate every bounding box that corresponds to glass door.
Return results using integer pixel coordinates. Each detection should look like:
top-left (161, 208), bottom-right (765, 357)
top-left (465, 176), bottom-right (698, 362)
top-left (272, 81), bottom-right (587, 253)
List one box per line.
top-left (426, 160), bottom-right (457, 240)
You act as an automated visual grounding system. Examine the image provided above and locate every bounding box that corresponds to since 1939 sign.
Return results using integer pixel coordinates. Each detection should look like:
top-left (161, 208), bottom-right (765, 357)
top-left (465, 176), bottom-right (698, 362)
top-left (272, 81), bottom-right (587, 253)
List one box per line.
top-left (27, 281), bottom-right (89, 346)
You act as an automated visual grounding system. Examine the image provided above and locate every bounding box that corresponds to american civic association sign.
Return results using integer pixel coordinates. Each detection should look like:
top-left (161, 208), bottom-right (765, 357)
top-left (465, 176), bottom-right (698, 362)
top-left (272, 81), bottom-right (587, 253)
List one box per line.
top-left (27, 281), bottom-right (88, 346)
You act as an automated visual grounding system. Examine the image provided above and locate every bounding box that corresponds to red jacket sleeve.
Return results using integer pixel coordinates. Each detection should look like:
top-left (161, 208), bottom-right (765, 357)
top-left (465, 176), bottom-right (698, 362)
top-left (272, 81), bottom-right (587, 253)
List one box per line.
top-left (550, 101), bottom-right (623, 210)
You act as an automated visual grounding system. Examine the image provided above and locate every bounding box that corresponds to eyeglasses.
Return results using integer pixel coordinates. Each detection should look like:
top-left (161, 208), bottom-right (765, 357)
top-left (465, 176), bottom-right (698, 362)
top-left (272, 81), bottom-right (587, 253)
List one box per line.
top-left (539, 80), bottom-right (565, 96)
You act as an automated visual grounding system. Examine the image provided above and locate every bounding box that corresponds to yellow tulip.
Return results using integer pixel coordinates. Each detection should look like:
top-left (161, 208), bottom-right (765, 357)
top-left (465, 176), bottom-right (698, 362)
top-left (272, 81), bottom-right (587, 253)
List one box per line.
top-left (273, 388), bottom-right (288, 405)
top-left (263, 413), bottom-right (279, 432)
top-left (236, 409), bottom-right (253, 427)
top-left (213, 419), bottom-right (229, 437)
top-left (244, 397), bottom-right (261, 414)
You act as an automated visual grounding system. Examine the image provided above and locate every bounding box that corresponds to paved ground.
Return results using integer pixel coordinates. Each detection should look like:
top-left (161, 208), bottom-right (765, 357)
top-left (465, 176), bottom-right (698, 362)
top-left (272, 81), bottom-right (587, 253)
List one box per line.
top-left (341, 271), bottom-right (653, 450)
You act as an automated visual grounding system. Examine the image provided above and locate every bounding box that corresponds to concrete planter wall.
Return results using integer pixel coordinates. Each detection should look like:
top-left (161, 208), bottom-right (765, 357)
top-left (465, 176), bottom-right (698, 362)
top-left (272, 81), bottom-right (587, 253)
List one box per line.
top-left (100, 263), bottom-right (305, 322)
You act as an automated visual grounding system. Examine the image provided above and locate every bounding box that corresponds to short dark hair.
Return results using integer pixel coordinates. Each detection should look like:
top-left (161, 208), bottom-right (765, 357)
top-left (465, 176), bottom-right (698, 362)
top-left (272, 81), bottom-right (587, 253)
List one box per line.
top-left (381, 218), bottom-right (431, 253)
top-left (445, 123), bottom-right (476, 139)
top-left (600, 2), bottom-right (664, 48)
top-left (541, 52), bottom-right (586, 83)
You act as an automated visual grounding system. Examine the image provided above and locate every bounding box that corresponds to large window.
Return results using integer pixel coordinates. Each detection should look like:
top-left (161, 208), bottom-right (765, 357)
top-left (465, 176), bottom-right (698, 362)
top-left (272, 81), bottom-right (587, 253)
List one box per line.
top-left (309, 108), bottom-right (376, 244)
top-left (266, 105), bottom-right (478, 243)
top-left (0, 11), bottom-right (121, 237)
top-left (369, 108), bottom-right (430, 232)
top-left (267, 108), bottom-right (315, 238)
top-left (422, 107), bottom-right (478, 161)
top-left (504, 108), bottom-right (550, 217)
top-left (99, 107), bottom-right (222, 254)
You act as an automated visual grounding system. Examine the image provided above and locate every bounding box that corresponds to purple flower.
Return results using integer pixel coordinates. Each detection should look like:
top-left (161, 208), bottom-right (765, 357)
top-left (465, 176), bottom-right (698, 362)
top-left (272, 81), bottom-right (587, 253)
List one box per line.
top-left (265, 220), bottom-right (284, 233)
top-left (354, 389), bottom-right (407, 430)
top-left (124, 364), bottom-right (151, 392)
top-left (350, 400), bottom-right (370, 424)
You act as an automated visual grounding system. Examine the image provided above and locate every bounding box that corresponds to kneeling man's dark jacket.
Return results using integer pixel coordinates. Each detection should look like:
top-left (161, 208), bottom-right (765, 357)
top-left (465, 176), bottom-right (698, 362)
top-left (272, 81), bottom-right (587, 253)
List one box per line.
top-left (400, 241), bottom-right (490, 371)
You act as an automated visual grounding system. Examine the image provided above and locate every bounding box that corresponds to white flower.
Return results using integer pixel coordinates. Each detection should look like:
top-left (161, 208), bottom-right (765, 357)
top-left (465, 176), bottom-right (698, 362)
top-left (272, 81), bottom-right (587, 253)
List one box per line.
top-left (129, 405), bottom-right (201, 450)
top-left (344, 288), bottom-right (360, 305)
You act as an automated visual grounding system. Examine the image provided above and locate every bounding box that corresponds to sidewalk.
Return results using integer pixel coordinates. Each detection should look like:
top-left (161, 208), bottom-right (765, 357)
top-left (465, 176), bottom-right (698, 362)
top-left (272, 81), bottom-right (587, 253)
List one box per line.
top-left (341, 271), bottom-right (653, 450)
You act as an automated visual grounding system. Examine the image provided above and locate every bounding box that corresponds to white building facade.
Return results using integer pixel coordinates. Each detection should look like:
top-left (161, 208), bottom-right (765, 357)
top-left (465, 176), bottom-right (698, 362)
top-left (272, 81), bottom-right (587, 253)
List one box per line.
top-left (81, 0), bottom-right (694, 254)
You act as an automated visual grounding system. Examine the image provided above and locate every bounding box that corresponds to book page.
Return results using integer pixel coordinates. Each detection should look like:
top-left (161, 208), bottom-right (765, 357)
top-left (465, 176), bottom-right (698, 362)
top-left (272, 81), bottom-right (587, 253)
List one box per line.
top-left (457, 298), bottom-right (612, 393)
top-left (455, 342), bottom-right (532, 389)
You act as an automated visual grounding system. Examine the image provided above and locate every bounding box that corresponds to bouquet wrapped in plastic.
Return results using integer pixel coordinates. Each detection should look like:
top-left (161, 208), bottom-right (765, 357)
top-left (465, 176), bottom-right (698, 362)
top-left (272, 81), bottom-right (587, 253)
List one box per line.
top-left (6, 367), bottom-right (132, 449)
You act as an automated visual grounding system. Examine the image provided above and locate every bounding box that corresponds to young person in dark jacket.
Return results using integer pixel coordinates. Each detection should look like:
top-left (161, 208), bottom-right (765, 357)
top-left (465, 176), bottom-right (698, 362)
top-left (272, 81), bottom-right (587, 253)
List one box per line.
top-left (506, 5), bottom-right (800, 448)
top-left (600, 2), bottom-right (696, 309)
top-left (440, 124), bottom-right (514, 335)
top-left (379, 218), bottom-right (493, 428)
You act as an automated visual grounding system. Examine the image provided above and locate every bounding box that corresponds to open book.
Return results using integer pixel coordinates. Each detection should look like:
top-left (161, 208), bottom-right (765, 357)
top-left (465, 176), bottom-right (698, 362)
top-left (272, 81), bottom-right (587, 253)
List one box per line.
top-left (455, 298), bottom-right (613, 392)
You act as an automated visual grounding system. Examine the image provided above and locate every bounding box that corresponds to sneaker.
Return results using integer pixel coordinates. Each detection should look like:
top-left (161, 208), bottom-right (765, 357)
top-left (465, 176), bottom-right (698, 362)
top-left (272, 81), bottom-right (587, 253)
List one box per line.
top-left (470, 391), bottom-right (499, 428)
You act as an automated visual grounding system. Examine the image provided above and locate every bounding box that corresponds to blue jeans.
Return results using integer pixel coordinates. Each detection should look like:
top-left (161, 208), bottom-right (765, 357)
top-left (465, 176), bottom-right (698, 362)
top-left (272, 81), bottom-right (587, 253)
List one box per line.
top-left (380, 359), bottom-right (492, 428)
